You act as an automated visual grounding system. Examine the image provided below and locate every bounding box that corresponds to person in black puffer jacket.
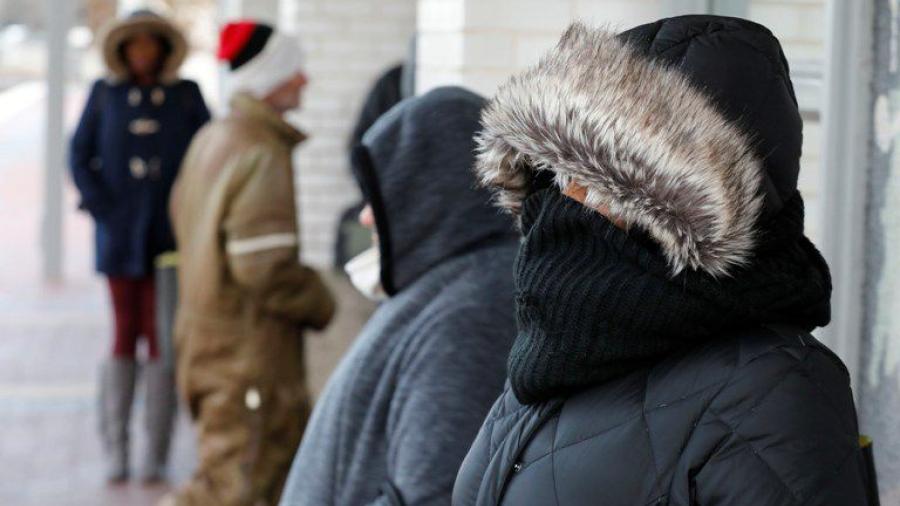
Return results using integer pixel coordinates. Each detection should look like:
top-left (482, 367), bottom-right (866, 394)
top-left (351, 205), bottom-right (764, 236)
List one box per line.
top-left (452, 16), bottom-right (874, 506)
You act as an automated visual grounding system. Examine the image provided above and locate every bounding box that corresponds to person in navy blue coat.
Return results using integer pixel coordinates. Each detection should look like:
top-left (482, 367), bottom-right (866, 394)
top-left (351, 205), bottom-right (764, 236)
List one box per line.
top-left (69, 10), bottom-right (209, 484)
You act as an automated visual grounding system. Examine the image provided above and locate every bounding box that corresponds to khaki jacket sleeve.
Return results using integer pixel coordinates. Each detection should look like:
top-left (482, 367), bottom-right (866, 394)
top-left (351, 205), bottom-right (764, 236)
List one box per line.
top-left (222, 148), bottom-right (336, 329)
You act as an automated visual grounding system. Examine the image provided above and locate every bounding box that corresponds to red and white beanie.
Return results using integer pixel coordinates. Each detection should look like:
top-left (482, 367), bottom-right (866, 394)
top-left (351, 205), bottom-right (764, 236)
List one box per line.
top-left (217, 21), bottom-right (305, 98)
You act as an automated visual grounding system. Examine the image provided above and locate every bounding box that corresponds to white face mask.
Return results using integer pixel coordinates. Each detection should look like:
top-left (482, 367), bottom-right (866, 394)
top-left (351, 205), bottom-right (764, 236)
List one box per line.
top-left (344, 246), bottom-right (387, 301)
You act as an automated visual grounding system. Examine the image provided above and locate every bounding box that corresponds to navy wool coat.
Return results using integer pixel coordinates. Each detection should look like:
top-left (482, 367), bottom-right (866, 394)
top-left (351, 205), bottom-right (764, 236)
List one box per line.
top-left (70, 79), bottom-right (209, 277)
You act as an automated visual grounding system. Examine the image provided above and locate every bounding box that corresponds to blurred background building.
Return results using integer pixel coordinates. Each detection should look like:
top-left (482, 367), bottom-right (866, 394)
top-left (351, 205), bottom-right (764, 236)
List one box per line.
top-left (0, 0), bottom-right (896, 504)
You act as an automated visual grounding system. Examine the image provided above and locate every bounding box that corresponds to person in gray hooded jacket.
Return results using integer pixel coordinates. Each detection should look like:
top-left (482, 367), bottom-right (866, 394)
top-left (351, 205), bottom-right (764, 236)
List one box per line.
top-left (279, 86), bottom-right (519, 506)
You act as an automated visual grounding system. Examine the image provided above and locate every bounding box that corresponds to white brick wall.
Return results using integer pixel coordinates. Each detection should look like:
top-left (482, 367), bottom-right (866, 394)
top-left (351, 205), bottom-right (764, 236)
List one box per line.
top-left (278, 0), bottom-right (417, 267)
top-left (417, 0), bottom-right (824, 95)
top-left (416, 0), bottom-right (827, 240)
top-left (572, 0), bottom-right (664, 28)
top-left (416, 0), bottom-right (663, 97)
top-left (749, 0), bottom-right (825, 62)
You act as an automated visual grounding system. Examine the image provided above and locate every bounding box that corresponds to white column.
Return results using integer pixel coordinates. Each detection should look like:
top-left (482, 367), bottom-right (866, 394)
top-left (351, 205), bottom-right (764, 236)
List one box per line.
top-left (217, 0), bottom-right (282, 26)
top-left (278, 0), bottom-right (301, 33)
top-left (41, 0), bottom-right (73, 283)
top-left (818, 0), bottom-right (875, 387)
top-left (710, 0), bottom-right (747, 17)
top-left (661, 0), bottom-right (710, 15)
top-left (220, 0), bottom-right (281, 23)
top-left (661, 0), bottom-right (749, 17)
top-left (219, 0), bottom-right (243, 19)
top-left (415, 0), bottom-right (466, 94)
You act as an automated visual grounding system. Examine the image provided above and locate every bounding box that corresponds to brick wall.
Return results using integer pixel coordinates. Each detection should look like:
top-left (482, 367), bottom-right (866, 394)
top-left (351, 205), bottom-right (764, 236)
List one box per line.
top-left (416, 0), bottom-right (826, 240)
top-left (749, 0), bottom-right (825, 61)
top-left (416, 0), bottom-right (663, 97)
top-left (280, 0), bottom-right (417, 267)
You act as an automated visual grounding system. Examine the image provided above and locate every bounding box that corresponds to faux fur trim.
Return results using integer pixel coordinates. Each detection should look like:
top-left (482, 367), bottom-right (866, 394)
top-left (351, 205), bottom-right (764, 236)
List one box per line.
top-left (475, 23), bottom-right (764, 277)
top-left (100, 14), bottom-right (188, 84)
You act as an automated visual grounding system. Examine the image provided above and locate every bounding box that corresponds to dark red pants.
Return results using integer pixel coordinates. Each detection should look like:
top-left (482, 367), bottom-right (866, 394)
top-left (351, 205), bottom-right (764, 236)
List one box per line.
top-left (107, 276), bottom-right (158, 359)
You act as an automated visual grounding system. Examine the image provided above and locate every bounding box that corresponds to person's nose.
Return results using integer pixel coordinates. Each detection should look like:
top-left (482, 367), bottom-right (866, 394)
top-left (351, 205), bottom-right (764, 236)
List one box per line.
top-left (358, 205), bottom-right (375, 229)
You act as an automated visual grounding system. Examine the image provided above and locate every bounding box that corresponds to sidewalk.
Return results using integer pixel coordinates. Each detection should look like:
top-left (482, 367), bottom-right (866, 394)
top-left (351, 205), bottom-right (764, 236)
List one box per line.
top-left (0, 81), bottom-right (194, 506)
top-left (0, 291), bottom-right (197, 505)
top-left (0, 81), bottom-right (368, 505)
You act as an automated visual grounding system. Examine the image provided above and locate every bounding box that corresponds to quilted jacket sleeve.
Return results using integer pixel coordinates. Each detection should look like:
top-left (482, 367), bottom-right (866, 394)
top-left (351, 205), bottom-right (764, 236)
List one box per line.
top-left (223, 148), bottom-right (335, 329)
top-left (689, 343), bottom-right (870, 506)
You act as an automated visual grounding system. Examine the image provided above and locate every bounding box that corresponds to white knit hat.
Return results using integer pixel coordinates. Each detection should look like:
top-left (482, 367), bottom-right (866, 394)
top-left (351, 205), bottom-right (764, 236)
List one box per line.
top-left (218, 21), bottom-right (305, 98)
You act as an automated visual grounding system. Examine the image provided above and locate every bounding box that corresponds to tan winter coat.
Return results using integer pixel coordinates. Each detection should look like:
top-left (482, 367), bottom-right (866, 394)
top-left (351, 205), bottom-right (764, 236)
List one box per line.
top-left (169, 92), bottom-right (335, 505)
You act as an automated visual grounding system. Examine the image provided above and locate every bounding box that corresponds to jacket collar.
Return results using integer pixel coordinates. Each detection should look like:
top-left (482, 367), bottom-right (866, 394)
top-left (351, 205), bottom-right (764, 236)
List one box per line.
top-left (230, 92), bottom-right (307, 147)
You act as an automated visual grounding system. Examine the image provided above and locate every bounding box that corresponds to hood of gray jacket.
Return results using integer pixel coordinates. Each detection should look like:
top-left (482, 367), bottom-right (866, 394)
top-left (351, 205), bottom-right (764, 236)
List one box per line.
top-left (352, 86), bottom-right (518, 295)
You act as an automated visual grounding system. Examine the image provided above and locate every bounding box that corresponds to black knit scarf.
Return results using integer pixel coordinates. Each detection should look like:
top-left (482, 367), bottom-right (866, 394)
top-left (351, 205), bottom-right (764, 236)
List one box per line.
top-left (509, 189), bottom-right (832, 404)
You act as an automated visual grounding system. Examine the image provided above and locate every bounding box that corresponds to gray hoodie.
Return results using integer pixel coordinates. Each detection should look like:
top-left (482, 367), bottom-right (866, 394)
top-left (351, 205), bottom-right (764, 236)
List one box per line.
top-left (279, 87), bottom-right (519, 506)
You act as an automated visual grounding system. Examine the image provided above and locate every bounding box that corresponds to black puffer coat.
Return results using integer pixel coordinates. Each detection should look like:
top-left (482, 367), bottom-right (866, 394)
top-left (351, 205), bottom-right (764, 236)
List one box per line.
top-left (454, 16), bottom-right (872, 506)
top-left (453, 326), bottom-right (867, 506)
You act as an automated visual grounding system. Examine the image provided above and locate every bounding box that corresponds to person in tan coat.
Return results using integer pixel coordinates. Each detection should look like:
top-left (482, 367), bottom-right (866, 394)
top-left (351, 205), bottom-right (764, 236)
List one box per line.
top-left (162, 21), bottom-right (335, 506)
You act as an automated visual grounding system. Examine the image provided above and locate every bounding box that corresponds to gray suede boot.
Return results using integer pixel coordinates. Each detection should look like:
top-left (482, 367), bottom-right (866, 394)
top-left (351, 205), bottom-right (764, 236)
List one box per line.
top-left (140, 359), bottom-right (177, 483)
top-left (98, 358), bottom-right (137, 483)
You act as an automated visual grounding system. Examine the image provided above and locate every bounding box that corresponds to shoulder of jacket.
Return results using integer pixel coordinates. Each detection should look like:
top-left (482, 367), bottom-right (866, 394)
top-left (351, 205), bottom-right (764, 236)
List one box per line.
top-left (411, 292), bottom-right (515, 348)
top-left (417, 244), bottom-right (518, 298)
top-left (204, 118), bottom-right (274, 150)
top-left (647, 326), bottom-right (846, 390)
top-left (717, 326), bottom-right (849, 386)
top-left (192, 121), bottom-right (284, 179)
top-left (558, 327), bottom-right (850, 419)
top-left (688, 328), bottom-right (863, 504)
top-left (694, 327), bottom-right (854, 426)
top-left (487, 387), bottom-right (534, 423)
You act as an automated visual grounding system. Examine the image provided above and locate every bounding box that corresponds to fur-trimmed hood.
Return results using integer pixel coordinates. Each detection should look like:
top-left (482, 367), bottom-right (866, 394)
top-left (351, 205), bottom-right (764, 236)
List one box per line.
top-left (476, 16), bottom-right (803, 277)
top-left (100, 10), bottom-right (188, 84)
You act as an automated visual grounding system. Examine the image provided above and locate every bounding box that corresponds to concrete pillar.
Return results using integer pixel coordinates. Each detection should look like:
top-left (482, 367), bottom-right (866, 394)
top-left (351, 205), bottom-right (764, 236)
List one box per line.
top-left (661, 0), bottom-right (747, 17)
top-left (662, 0), bottom-right (710, 15)
top-left (219, 0), bottom-right (281, 24)
top-left (710, 0), bottom-right (748, 17)
top-left (818, 0), bottom-right (872, 385)
top-left (861, 0), bottom-right (900, 501)
top-left (41, 0), bottom-right (73, 283)
top-left (240, 0), bottom-right (282, 23)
